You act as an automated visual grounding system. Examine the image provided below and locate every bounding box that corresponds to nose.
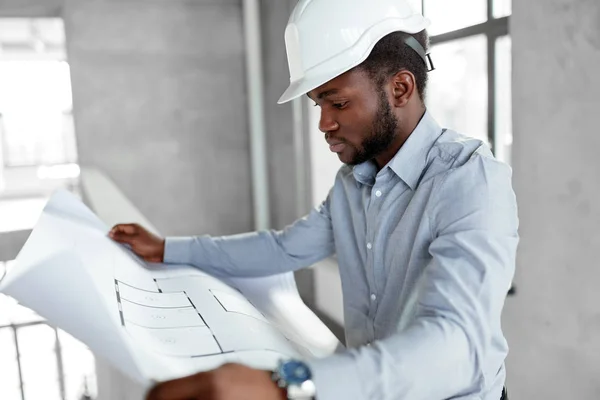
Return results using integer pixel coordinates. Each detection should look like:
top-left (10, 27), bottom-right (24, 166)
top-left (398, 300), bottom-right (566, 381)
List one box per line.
top-left (318, 108), bottom-right (339, 134)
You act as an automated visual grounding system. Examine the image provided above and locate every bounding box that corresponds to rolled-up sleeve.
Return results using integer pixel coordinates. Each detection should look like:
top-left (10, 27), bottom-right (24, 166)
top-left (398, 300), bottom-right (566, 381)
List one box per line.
top-left (308, 154), bottom-right (519, 399)
top-left (163, 195), bottom-right (335, 278)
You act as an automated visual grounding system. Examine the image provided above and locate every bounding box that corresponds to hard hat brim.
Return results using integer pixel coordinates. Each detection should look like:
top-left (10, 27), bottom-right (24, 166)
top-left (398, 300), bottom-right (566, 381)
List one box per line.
top-left (277, 16), bottom-right (430, 104)
top-left (277, 73), bottom-right (329, 104)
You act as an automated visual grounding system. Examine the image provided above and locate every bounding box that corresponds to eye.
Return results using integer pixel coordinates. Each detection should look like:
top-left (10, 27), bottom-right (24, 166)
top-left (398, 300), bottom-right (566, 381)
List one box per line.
top-left (333, 101), bottom-right (348, 109)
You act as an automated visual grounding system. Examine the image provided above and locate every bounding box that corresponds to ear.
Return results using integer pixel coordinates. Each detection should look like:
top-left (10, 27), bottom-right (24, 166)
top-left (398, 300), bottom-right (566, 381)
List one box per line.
top-left (390, 70), bottom-right (417, 107)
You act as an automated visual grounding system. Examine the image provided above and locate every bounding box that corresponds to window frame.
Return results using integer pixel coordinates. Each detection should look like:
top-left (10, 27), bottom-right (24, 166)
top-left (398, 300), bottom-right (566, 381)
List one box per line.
top-left (425, 0), bottom-right (510, 152)
top-left (0, 321), bottom-right (66, 400)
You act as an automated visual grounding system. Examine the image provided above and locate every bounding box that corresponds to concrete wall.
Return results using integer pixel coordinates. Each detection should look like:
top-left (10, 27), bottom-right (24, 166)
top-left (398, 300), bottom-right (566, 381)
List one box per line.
top-left (0, 0), bottom-right (62, 17)
top-left (504, 0), bottom-right (600, 398)
top-left (64, 2), bottom-right (254, 398)
top-left (66, 0), bottom-right (252, 238)
top-left (261, 0), bottom-right (297, 229)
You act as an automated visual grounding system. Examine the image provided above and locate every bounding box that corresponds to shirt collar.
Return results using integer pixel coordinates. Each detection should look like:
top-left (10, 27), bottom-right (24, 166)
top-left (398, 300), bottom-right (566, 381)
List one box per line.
top-left (352, 110), bottom-right (443, 190)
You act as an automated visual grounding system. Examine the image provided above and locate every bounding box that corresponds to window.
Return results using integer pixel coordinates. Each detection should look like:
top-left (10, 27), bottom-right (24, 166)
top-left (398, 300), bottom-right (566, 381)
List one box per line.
top-left (426, 35), bottom-right (488, 143)
top-left (424, 0), bottom-right (512, 163)
top-left (0, 18), bottom-right (80, 240)
top-left (0, 18), bottom-right (78, 168)
top-left (0, 262), bottom-right (97, 400)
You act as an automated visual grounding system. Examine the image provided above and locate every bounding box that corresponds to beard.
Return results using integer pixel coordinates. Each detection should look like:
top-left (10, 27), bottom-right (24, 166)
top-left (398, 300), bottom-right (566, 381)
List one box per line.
top-left (347, 89), bottom-right (399, 166)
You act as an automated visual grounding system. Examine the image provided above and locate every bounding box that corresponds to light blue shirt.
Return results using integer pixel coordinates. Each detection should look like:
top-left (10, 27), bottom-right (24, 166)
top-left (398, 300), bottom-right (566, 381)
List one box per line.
top-left (165, 111), bottom-right (519, 400)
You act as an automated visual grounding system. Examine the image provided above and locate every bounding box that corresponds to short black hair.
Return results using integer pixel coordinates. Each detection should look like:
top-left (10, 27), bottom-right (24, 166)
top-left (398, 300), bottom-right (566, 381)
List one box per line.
top-left (358, 30), bottom-right (430, 102)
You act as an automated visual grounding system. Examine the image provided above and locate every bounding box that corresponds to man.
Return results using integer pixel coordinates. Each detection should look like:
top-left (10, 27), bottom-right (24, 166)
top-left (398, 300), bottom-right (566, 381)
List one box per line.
top-left (110, 0), bottom-right (518, 399)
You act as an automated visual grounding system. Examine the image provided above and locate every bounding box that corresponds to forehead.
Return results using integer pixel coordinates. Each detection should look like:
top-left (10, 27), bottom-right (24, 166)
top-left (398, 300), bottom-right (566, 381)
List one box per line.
top-left (307, 68), bottom-right (374, 100)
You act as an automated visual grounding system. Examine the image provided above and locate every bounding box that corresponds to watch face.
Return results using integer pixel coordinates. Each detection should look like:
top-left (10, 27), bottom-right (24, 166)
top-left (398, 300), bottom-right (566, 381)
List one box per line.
top-left (281, 360), bottom-right (312, 385)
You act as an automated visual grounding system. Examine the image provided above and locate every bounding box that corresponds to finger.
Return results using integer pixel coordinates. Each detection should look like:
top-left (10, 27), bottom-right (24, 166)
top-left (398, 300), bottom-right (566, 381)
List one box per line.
top-left (109, 224), bottom-right (138, 237)
top-left (110, 231), bottom-right (136, 245)
top-left (146, 373), bottom-right (209, 400)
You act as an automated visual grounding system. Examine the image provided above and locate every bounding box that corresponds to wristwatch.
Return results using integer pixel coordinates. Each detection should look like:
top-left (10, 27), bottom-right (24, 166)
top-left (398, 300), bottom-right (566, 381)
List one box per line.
top-left (271, 359), bottom-right (316, 400)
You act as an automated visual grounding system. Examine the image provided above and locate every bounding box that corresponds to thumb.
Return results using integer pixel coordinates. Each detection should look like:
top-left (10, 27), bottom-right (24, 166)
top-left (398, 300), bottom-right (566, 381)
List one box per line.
top-left (110, 224), bottom-right (138, 237)
top-left (110, 231), bottom-right (136, 246)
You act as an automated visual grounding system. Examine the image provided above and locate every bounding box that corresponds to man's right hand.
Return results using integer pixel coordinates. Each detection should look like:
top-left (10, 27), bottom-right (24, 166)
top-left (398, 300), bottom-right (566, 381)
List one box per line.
top-left (109, 223), bottom-right (166, 263)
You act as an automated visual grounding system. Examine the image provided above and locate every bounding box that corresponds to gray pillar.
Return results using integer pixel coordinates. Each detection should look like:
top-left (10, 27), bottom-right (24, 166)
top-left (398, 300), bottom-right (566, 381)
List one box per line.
top-left (504, 0), bottom-right (600, 398)
top-left (260, 0), bottom-right (315, 304)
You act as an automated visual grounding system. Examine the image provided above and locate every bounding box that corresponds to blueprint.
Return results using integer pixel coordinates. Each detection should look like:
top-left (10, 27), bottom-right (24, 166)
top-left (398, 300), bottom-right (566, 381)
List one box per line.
top-left (0, 190), bottom-right (338, 387)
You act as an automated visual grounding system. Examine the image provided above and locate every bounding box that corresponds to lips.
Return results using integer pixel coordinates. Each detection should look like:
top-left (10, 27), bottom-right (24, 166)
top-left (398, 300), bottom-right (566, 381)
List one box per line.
top-left (329, 143), bottom-right (346, 153)
top-left (326, 137), bottom-right (347, 153)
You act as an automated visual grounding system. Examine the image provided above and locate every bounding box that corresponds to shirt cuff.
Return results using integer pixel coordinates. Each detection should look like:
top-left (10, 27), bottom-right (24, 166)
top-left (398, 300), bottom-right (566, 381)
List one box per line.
top-left (307, 353), bottom-right (365, 400)
top-left (163, 237), bottom-right (195, 265)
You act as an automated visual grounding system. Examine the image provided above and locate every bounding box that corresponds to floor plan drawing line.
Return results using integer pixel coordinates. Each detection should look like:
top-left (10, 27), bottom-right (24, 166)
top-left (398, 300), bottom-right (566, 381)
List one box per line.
top-left (115, 279), bottom-right (127, 326)
top-left (120, 298), bottom-right (194, 310)
top-left (118, 280), bottom-right (162, 293)
top-left (209, 289), bottom-right (269, 323)
top-left (184, 292), bottom-right (210, 327)
top-left (184, 293), bottom-right (224, 353)
top-left (189, 351), bottom-right (231, 359)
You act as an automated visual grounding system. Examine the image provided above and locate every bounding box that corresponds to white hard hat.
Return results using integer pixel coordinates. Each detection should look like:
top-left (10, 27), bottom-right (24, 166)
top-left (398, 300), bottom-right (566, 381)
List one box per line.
top-left (278, 0), bottom-right (431, 104)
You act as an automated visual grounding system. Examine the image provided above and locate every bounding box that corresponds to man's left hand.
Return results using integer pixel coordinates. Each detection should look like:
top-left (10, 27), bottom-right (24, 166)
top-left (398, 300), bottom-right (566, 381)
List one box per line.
top-left (146, 363), bottom-right (287, 400)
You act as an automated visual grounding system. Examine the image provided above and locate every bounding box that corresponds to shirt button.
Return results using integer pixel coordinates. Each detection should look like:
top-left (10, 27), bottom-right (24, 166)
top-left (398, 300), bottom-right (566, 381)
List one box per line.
top-left (366, 242), bottom-right (372, 250)
top-left (375, 190), bottom-right (382, 197)
top-left (370, 293), bottom-right (377, 301)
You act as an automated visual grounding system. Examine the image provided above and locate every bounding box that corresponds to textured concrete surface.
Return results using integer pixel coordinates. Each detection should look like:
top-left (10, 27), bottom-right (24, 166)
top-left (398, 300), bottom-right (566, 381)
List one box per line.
top-left (261, 0), bottom-right (297, 230)
top-left (0, 0), bottom-right (62, 17)
top-left (66, 0), bottom-right (253, 238)
top-left (504, 0), bottom-right (600, 398)
top-left (259, 0), bottom-right (316, 306)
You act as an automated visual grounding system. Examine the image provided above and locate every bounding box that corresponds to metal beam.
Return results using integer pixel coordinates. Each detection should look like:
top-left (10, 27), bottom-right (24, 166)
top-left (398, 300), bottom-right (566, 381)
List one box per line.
top-left (242, 0), bottom-right (271, 230)
top-left (487, 34), bottom-right (497, 151)
top-left (0, 320), bottom-right (46, 330)
top-left (54, 328), bottom-right (66, 400)
top-left (12, 325), bottom-right (25, 400)
top-left (430, 16), bottom-right (509, 45)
